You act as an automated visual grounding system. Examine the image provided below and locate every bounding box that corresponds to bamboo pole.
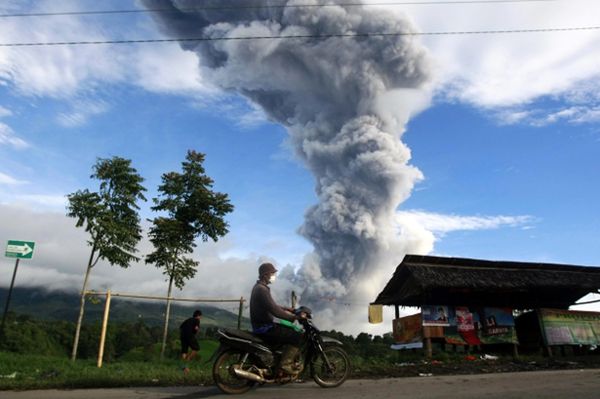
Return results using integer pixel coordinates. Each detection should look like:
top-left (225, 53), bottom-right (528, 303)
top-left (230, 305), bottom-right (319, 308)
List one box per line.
top-left (237, 297), bottom-right (244, 330)
top-left (81, 289), bottom-right (245, 362)
top-left (97, 290), bottom-right (112, 368)
top-left (83, 291), bottom-right (242, 303)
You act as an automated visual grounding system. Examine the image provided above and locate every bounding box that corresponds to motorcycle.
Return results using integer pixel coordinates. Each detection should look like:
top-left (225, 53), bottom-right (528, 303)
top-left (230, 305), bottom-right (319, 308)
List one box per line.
top-left (212, 306), bottom-right (351, 394)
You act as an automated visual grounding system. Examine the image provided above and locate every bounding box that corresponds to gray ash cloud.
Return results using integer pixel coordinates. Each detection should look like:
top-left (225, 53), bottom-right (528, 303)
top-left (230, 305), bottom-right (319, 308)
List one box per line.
top-left (142, 0), bottom-right (432, 304)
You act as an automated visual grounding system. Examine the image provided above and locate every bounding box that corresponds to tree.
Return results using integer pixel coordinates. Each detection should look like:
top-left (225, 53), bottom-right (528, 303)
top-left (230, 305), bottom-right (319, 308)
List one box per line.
top-left (67, 156), bottom-right (146, 361)
top-left (146, 150), bottom-right (233, 358)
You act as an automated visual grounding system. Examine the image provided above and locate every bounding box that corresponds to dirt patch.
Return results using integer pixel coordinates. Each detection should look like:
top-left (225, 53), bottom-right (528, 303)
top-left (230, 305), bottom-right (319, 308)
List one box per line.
top-left (352, 354), bottom-right (600, 379)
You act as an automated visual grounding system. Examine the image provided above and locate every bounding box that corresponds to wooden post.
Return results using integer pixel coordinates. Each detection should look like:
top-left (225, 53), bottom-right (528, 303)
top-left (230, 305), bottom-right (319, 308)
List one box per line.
top-left (424, 337), bottom-right (432, 358)
top-left (512, 343), bottom-right (519, 359)
top-left (291, 291), bottom-right (297, 309)
top-left (97, 290), bottom-right (112, 368)
top-left (237, 297), bottom-right (244, 330)
top-left (395, 305), bottom-right (400, 320)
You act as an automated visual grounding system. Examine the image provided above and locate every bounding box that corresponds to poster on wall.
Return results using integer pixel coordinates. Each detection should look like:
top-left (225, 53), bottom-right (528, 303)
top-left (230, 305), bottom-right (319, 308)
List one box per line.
top-left (422, 305), bottom-right (452, 326)
top-left (480, 307), bottom-right (517, 344)
top-left (538, 308), bottom-right (600, 346)
top-left (422, 305), bottom-right (518, 345)
top-left (454, 306), bottom-right (480, 345)
top-left (392, 313), bottom-right (423, 349)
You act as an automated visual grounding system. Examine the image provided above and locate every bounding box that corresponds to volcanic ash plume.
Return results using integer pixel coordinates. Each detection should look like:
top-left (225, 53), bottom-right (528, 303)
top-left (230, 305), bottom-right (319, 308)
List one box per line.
top-left (143, 0), bottom-right (433, 307)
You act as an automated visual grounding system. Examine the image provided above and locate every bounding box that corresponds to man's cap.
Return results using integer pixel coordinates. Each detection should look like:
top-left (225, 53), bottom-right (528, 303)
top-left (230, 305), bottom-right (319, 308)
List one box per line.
top-left (258, 262), bottom-right (277, 276)
top-left (193, 310), bottom-right (202, 317)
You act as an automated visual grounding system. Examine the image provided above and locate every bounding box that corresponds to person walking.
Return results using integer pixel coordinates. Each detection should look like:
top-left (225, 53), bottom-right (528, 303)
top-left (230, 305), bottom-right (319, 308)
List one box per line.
top-left (180, 309), bottom-right (202, 374)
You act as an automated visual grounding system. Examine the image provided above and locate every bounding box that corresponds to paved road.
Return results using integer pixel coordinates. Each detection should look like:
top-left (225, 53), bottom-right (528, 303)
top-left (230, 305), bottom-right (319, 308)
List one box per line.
top-left (3, 369), bottom-right (600, 399)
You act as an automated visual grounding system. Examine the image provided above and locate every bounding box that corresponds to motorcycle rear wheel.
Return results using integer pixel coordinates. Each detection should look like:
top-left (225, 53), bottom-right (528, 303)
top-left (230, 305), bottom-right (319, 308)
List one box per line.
top-left (311, 345), bottom-right (351, 388)
top-left (212, 349), bottom-right (256, 394)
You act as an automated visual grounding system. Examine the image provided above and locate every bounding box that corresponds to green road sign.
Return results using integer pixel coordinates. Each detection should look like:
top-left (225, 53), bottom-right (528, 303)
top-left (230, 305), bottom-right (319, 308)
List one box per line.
top-left (5, 240), bottom-right (35, 259)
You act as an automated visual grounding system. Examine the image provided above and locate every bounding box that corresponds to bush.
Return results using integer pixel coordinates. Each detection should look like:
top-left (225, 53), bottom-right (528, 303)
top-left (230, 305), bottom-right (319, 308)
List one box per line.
top-left (0, 315), bottom-right (205, 361)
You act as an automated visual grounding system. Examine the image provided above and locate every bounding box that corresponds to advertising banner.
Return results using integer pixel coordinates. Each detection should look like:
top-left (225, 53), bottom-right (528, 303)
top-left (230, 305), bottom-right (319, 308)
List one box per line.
top-left (422, 305), bottom-right (517, 345)
top-left (422, 305), bottom-right (453, 326)
top-left (392, 314), bottom-right (423, 349)
top-left (538, 308), bottom-right (600, 346)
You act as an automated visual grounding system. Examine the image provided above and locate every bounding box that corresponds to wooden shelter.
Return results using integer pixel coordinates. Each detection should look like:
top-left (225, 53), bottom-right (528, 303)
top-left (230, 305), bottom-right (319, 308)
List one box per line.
top-left (373, 255), bottom-right (600, 357)
top-left (374, 255), bottom-right (600, 309)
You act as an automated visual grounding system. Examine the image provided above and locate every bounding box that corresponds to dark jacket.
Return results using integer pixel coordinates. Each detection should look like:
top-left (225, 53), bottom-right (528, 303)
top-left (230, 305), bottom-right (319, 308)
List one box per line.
top-left (180, 317), bottom-right (200, 338)
top-left (250, 280), bottom-right (294, 330)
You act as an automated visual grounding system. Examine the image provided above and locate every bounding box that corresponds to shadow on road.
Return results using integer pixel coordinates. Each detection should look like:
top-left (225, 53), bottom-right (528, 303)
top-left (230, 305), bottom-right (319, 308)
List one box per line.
top-left (162, 386), bottom-right (225, 399)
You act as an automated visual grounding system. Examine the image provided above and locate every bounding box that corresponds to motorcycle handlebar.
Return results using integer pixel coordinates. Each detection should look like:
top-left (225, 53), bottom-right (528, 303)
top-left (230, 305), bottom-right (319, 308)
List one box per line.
top-left (293, 306), bottom-right (312, 320)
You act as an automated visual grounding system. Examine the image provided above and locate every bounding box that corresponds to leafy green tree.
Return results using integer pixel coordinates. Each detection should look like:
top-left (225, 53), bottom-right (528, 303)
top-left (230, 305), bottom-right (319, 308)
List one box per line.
top-left (67, 157), bottom-right (146, 361)
top-left (114, 320), bottom-right (152, 358)
top-left (146, 150), bottom-right (233, 358)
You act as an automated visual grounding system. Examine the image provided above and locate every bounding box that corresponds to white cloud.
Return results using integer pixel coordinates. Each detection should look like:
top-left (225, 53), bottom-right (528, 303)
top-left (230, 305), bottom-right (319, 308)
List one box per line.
top-left (0, 2), bottom-right (216, 100)
top-left (0, 204), bottom-right (539, 335)
top-left (496, 105), bottom-right (600, 127)
top-left (15, 194), bottom-right (67, 209)
top-left (0, 106), bottom-right (12, 118)
top-left (0, 171), bottom-right (28, 185)
top-left (132, 43), bottom-right (214, 94)
top-left (191, 95), bottom-right (270, 129)
top-left (396, 209), bottom-right (533, 237)
top-left (0, 122), bottom-right (28, 148)
top-left (236, 103), bottom-right (269, 129)
top-left (0, 12), bottom-right (126, 98)
top-left (388, 1), bottom-right (600, 113)
top-left (539, 106), bottom-right (600, 126)
top-left (570, 293), bottom-right (600, 314)
top-left (2, 2), bottom-right (598, 124)
top-left (0, 203), bottom-right (262, 314)
top-left (56, 99), bottom-right (110, 127)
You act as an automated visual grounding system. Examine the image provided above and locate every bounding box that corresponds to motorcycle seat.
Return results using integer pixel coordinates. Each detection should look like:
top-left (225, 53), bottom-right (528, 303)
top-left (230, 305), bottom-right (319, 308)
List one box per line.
top-left (220, 328), bottom-right (266, 344)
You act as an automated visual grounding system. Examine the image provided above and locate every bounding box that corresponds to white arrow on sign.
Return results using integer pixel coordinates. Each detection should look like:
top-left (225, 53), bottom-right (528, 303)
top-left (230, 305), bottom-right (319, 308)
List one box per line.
top-left (6, 243), bottom-right (33, 256)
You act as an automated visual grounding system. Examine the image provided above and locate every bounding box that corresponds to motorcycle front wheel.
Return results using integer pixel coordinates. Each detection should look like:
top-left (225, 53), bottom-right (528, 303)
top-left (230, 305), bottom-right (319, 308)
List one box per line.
top-left (212, 349), bottom-right (256, 394)
top-left (311, 345), bottom-right (351, 388)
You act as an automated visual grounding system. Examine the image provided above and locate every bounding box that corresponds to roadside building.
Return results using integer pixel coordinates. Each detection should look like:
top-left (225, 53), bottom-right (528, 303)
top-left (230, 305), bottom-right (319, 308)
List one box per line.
top-left (372, 255), bottom-right (600, 357)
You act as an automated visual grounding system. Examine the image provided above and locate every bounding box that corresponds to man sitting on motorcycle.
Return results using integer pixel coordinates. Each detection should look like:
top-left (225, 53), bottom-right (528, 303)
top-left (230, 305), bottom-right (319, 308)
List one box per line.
top-left (250, 262), bottom-right (303, 376)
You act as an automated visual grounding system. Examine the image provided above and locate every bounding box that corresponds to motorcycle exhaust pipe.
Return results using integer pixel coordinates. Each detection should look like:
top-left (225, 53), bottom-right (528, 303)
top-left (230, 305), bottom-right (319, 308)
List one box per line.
top-left (232, 366), bottom-right (266, 383)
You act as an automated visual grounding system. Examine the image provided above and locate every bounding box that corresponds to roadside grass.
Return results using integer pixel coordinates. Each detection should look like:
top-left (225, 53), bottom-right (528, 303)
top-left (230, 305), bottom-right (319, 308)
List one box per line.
top-left (3, 341), bottom-right (600, 390)
top-left (0, 339), bottom-right (218, 390)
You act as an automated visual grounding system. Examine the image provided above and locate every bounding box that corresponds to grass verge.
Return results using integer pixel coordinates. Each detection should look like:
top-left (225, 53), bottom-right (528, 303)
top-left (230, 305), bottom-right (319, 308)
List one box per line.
top-left (2, 345), bottom-right (600, 390)
top-left (0, 340), bottom-right (218, 390)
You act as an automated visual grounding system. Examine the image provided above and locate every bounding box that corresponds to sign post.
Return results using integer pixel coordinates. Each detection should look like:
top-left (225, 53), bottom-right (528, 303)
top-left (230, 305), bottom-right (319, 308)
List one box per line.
top-left (1, 240), bottom-right (35, 332)
top-left (5, 240), bottom-right (35, 259)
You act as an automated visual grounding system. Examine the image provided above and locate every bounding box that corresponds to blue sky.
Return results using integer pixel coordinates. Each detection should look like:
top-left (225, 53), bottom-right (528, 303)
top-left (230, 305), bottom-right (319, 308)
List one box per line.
top-left (1, 0), bottom-right (600, 334)
top-left (404, 102), bottom-right (600, 265)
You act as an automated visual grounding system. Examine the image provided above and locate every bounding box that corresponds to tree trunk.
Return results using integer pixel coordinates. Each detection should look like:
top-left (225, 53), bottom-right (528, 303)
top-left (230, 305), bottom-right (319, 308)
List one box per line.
top-left (160, 275), bottom-right (174, 360)
top-left (71, 246), bottom-right (96, 361)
